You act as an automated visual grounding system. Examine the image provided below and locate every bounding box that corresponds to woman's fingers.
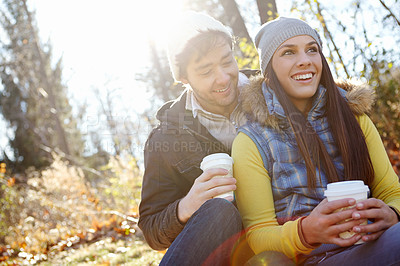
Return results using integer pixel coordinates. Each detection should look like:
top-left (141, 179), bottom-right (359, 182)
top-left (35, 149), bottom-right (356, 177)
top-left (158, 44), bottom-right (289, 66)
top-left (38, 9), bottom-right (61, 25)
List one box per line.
top-left (360, 231), bottom-right (384, 242)
top-left (331, 233), bottom-right (362, 247)
top-left (356, 198), bottom-right (384, 210)
top-left (319, 198), bottom-right (356, 215)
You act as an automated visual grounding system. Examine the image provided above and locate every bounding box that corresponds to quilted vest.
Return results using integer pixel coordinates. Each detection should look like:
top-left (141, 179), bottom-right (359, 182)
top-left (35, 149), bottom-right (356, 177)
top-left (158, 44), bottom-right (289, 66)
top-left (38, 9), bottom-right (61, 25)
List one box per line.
top-left (239, 84), bottom-right (345, 223)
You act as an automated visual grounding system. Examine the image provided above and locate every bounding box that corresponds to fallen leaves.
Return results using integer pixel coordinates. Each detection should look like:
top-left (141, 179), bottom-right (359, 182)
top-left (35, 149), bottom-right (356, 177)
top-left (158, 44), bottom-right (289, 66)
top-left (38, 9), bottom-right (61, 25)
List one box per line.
top-left (0, 213), bottom-right (142, 264)
top-left (7, 177), bottom-right (15, 187)
top-left (0, 155), bottom-right (143, 264)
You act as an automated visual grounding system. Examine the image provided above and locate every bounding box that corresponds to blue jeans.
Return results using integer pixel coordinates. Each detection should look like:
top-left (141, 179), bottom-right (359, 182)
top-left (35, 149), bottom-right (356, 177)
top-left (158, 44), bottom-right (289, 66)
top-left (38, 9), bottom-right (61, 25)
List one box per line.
top-left (303, 222), bottom-right (400, 265)
top-left (245, 251), bottom-right (295, 265)
top-left (160, 198), bottom-right (243, 266)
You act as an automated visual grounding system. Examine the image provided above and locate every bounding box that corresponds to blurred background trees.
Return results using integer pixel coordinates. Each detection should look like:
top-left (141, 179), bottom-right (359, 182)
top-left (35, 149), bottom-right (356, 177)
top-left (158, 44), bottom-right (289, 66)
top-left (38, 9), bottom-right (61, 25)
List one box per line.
top-left (1, 0), bottom-right (399, 173)
top-left (0, 0), bottom-right (84, 171)
top-left (2, 0), bottom-right (398, 174)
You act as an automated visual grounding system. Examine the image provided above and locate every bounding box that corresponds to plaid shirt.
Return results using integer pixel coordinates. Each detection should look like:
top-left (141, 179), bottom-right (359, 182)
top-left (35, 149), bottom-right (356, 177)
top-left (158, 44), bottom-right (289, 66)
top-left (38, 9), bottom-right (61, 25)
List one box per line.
top-left (239, 84), bottom-right (346, 222)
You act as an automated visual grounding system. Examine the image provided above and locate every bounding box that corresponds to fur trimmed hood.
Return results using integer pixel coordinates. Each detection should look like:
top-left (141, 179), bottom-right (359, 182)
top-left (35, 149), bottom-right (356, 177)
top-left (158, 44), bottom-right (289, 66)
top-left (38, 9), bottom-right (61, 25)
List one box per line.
top-left (240, 75), bottom-right (376, 129)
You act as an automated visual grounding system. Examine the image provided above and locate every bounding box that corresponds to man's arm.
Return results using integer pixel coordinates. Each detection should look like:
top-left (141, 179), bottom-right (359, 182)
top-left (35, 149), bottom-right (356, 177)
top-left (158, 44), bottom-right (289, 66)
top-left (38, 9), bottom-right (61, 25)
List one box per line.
top-left (139, 199), bottom-right (184, 250)
top-left (138, 130), bottom-right (237, 250)
top-left (138, 132), bottom-right (186, 250)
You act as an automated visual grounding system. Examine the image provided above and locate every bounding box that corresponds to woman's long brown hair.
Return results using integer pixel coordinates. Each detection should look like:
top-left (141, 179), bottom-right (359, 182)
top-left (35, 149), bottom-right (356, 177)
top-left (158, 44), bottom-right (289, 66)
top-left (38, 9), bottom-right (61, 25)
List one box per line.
top-left (264, 49), bottom-right (374, 188)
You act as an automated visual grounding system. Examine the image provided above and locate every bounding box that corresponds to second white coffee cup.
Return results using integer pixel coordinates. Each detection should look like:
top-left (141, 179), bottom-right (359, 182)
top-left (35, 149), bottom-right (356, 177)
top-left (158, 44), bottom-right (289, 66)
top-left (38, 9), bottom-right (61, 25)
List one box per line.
top-left (324, 180), bottom-right (370, 244)
top-left (200, 153), bottom-right (234, 201)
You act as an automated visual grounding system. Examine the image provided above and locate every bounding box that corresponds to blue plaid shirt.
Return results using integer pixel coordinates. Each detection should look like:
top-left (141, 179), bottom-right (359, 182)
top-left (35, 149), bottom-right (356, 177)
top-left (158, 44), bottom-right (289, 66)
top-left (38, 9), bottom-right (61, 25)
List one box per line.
top-left (239, 83), bottom-right (346, 223)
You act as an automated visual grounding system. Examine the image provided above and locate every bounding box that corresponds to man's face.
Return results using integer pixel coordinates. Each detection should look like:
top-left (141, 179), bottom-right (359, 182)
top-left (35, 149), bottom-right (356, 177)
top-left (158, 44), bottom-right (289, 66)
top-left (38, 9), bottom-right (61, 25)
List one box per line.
top-left (181, 39), bottom-right (239, 117)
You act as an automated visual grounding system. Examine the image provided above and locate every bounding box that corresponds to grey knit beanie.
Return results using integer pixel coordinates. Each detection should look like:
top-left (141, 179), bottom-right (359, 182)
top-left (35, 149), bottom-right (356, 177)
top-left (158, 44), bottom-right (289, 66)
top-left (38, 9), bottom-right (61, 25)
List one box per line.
top-left (167, 11), bottom-right (232, 81)
top-left (254, 17), bottom-right (322, 74)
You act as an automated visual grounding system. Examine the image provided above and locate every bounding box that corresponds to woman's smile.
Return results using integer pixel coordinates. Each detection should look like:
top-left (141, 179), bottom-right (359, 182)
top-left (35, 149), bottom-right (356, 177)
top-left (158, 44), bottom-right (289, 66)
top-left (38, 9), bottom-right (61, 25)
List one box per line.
top-left (272, 35), bottom-right (322, 113)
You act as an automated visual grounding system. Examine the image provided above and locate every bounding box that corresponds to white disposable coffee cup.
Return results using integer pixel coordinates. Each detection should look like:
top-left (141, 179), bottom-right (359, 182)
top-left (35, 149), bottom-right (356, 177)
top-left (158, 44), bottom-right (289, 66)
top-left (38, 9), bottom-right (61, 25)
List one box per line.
top-left (200, 153), bottom-right (234, 200)
top-left (324, 180), bottom-right (370, 244)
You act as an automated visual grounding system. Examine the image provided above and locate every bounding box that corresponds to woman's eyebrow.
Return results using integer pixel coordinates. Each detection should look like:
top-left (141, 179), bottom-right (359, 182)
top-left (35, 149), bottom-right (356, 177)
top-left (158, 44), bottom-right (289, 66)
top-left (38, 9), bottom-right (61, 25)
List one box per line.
top-left (277, 41), bottom-right (318, 52)
top-left (277, 44), bottom-right (295, 51)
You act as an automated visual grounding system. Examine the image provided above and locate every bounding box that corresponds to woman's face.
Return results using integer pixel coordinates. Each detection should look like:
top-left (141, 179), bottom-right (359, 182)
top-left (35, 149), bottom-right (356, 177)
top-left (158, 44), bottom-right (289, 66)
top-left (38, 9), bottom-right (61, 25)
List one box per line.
top-left (271, 35), bottom-right (322, 113)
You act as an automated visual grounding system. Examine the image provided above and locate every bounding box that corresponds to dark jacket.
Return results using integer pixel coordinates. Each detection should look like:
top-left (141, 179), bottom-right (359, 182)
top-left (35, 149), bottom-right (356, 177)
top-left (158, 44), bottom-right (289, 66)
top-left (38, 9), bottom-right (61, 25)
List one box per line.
top-left (138, 70), bottom-right (258, 250)
top-left (138, 89), bottom-right (229, 250)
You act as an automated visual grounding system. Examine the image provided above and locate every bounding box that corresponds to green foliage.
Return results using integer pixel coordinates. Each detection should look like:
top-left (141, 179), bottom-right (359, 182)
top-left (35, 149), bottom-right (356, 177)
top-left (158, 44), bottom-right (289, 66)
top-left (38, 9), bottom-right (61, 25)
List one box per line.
top-left (0, 71), bottom-right (51, 169)
top-left (235, 38), bottom-right (260, 70)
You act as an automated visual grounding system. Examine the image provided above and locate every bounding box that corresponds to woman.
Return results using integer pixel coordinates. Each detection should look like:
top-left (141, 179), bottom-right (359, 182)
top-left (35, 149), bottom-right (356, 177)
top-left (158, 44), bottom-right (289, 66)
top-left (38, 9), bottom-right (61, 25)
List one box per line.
top-left (232, 17), bottom-right (400, 265)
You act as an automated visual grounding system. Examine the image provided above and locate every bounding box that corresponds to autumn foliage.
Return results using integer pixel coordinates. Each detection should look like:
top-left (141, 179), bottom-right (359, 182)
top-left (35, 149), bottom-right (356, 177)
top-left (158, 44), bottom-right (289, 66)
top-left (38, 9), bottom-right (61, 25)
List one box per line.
top-left (0, 154), bottom-right (152, 264)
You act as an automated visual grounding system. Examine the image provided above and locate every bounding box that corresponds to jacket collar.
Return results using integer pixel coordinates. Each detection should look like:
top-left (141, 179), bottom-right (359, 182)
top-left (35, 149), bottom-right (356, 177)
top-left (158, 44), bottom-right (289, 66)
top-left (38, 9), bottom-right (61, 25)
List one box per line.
top-left (241, 74), bottom-right (376, 129)
top-left (155, 88), bottom-right (188, 124)
top-left (155, 89), bottom-right (215, 139)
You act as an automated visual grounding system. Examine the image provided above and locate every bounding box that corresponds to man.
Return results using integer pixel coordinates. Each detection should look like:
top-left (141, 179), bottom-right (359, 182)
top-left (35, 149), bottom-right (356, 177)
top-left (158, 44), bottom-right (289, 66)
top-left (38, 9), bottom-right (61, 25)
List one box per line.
top-left (138, 11), bottom-right (256, 265)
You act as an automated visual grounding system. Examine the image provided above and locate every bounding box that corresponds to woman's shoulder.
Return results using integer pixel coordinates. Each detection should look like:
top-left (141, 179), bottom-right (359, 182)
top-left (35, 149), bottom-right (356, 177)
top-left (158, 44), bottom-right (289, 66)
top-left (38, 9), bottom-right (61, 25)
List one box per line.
top-left (336, 79), bottom-right (376, 115)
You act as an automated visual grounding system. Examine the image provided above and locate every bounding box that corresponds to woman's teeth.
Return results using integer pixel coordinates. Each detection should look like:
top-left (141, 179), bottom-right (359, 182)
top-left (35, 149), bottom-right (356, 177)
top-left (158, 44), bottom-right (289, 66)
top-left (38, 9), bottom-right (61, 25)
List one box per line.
top-left (293, 73), bottom-right (313, 80)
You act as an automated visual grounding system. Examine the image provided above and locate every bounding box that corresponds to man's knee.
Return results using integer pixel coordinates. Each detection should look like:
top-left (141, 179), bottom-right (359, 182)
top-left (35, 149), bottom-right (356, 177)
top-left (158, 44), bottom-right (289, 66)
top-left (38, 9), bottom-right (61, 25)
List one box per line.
top-left (204, 198), bottom-right (240, 215)
top-left (203, 198), bottom-right (237, 210)
top-left (197, 198), bottom-right (242, 228)
top-left (204, 198), bottom-right (242, 228)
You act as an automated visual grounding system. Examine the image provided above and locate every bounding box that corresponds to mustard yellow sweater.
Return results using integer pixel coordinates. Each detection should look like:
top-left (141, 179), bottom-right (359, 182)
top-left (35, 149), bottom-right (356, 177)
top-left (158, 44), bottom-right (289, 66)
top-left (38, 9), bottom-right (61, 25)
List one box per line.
top-left (232, 114), bottom-right (400, 262)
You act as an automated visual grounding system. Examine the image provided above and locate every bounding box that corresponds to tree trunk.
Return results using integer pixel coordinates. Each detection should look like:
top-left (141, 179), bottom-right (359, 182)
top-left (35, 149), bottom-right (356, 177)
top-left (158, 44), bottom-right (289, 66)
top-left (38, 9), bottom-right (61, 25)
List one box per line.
top-left (256, 0), bottom-right (278, 25)
top-left (219, 0), bottom-right (251, 41)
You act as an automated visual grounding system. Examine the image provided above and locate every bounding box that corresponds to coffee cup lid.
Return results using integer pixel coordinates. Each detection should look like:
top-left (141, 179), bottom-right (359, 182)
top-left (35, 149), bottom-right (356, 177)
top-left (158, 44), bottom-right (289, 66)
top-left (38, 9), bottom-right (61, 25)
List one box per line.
top-left (324, 180), bottom-right (369, 197)
top-left (200, 153), bottom-right (233, 170)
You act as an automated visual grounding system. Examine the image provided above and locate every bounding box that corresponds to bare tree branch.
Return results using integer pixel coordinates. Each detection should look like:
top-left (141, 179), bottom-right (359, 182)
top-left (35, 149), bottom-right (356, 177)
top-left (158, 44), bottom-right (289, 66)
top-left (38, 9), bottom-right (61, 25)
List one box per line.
top-left (378, 0), bottom-right (400, 26)
top-left (93, 86), bottom-right (122, 156)
top-left (308, 0), bottom-right (351, 79)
